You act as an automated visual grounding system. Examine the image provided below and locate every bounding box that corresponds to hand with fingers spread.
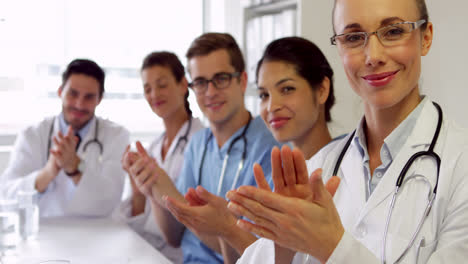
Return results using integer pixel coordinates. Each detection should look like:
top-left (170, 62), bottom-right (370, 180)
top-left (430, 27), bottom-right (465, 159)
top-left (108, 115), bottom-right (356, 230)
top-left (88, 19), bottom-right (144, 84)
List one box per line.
top-left (244, 145), bottom-right (318, 261)
top-left (226, 145), bottom-right (343, 263)
top-left (50, 125), bottom-right (81, 174)
top-left (253, 146), bottom-right (318, 199)
top-left (248, 146), bottom-right (340, 200)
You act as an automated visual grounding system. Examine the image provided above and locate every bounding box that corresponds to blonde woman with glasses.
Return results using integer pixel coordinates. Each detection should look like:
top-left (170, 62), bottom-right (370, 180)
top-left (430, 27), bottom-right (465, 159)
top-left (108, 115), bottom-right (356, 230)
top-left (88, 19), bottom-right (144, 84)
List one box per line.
top-left (228, 0), bottom-right (468, 263)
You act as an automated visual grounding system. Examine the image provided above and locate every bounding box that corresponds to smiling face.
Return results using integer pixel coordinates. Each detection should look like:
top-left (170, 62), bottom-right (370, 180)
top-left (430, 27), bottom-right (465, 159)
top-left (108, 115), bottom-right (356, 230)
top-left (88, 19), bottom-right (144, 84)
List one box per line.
top-left (333, 0), bottom-right (433, 113)
top-left (188, 49), bottom-right (247, 126)
top-left (141, 65), bottom-right (188, 120)
top-left (58, 74), bottom-right (101, 130)
top-left (258, 61), bottom-right (327, 143)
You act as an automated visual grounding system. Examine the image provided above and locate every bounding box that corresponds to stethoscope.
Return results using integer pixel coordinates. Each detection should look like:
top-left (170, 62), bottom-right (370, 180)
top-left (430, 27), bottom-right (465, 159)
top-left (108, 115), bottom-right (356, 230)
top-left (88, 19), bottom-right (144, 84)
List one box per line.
top-left (331, 102), bottom-right (442, 264)
top-left (198, 113), bottom-right (252, 196)
top-left (156, 116), bottom-right (193, 155)
top-left (47, 117), bottom-right (104, 161)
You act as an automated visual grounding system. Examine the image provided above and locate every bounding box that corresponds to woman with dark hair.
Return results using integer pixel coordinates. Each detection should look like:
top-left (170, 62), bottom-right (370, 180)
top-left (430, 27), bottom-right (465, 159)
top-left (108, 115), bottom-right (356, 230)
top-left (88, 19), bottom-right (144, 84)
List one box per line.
top-left (168, 37), bottom-right (337, 263)
top-left (115, 51), bottom-right (204, 264)
top-left (215, 36), bottom-right (338, 262)
top-left (229, 0), bottom-right (468, 263)
top-left (256, 36), bottom-right (335, 161)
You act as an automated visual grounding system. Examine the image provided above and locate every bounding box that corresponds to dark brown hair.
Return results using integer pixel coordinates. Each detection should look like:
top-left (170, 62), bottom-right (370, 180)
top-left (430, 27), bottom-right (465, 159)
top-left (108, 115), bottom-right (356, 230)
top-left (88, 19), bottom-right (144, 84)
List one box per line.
top-left (185, 32), bottom-right (245, 73)
top-left (62, 59), bottom-right (105, 98)
top-left (256, 37), bottom-right (335, 122)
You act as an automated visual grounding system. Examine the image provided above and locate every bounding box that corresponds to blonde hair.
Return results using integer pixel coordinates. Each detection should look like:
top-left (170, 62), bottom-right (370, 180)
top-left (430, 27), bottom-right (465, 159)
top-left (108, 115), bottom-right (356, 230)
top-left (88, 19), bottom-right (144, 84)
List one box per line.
top-left (332, 0), bottom-right (429, 33)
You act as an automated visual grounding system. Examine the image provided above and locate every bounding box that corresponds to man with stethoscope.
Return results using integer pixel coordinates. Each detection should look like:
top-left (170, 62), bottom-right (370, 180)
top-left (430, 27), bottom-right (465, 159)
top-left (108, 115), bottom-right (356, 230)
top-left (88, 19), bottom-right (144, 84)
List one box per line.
top-left (0, 59), bottom-right (129, 218)
top-left (125, 33), bottom-right (281, 264)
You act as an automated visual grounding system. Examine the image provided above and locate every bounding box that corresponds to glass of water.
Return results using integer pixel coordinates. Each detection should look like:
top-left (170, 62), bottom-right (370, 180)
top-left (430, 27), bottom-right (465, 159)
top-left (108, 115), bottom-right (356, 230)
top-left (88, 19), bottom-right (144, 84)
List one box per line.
top-left (18, 190), bottom-right (40, 240)
top-left (0, 199), bottom-right (19, 257)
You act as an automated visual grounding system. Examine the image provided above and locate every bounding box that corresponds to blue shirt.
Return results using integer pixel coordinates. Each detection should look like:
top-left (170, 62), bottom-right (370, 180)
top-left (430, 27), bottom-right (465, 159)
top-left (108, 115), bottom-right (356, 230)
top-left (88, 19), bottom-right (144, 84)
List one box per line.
top-left (354, 97), bottom-right (426, 199)
top-left (176, 116), bottom-right (281, 264)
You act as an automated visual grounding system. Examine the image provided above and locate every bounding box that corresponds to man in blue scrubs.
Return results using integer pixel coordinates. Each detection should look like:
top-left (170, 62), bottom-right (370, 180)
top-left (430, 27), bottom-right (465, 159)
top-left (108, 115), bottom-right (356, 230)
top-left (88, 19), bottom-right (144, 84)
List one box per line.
top-left (125, 33), bottom-right (279, 263)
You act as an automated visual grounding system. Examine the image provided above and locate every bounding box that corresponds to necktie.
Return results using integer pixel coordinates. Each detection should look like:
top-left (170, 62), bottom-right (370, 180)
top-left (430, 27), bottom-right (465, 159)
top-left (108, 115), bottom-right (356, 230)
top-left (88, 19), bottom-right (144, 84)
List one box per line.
top-left (75, 133), bottom-right (82, 151)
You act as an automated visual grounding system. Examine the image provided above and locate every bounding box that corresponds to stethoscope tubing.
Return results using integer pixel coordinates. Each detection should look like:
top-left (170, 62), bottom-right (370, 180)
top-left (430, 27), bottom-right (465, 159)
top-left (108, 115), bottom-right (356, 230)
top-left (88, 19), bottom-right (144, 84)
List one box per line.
top-left (199, 113), bottom-right (252, 196)
top-left (47, 116), bottom-right (103, 159)
top-left (172, 117), bottom-right (193, 155)
top-left (332, 102), bottom-right (442, 264)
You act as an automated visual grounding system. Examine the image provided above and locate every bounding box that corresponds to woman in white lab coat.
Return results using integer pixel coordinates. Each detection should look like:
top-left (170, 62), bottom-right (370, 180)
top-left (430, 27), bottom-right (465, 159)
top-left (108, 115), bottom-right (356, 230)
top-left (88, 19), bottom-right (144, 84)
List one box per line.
top-left (114, 51), bottom-right (203, 264)
top-left (227, 0), bottom-right (468, 263)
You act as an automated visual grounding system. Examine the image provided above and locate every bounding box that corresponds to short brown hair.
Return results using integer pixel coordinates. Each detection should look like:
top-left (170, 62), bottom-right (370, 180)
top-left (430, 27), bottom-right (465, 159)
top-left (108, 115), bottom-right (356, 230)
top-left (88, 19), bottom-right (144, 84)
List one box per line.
top-left (62, 59), bottom-right (105, 98)
top-left (185, 32), bottom-right (245, 73)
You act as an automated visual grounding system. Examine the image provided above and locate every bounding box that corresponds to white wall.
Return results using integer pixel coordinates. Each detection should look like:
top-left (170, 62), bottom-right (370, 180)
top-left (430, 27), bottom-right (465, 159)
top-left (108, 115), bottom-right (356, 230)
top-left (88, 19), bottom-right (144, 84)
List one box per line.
top-left (225, 0), bottom-right (468, 136)
top-left (422, 0), bottom-right (468, 129)
top-left (296, 0), bottom-right (361, 137)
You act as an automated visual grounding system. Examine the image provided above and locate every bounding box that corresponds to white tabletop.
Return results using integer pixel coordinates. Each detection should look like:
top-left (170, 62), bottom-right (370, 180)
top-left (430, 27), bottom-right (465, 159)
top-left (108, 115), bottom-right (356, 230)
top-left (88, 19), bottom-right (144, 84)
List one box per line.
top-left (5, 217), bottom-right (172, 264)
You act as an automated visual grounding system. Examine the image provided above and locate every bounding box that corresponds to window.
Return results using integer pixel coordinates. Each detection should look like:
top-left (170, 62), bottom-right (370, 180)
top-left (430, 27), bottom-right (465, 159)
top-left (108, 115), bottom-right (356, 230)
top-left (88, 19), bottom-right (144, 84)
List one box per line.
top-left (0, 0), bottom-right (204, 141)
top-left (242, 0), bottom-right (297, 115)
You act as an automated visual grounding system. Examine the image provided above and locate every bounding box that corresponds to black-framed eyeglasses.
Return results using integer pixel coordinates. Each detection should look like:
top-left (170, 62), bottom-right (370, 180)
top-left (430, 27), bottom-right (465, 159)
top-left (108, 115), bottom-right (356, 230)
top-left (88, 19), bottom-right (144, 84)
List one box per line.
top-left (330, 19), bottom-right (426, 50)
top-left (188, 72), bottom-right (241, 95)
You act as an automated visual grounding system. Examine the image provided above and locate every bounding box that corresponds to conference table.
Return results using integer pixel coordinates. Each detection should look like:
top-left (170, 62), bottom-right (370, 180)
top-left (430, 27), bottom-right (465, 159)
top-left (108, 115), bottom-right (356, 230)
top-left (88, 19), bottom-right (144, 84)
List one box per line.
top-left (3, 217), bottom-right (172, 264)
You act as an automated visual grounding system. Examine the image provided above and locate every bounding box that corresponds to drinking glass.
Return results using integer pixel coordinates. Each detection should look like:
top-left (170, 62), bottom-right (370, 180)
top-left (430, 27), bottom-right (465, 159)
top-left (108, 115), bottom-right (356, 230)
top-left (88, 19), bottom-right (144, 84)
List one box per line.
top-left (0, 199), bottom-right (19, 257)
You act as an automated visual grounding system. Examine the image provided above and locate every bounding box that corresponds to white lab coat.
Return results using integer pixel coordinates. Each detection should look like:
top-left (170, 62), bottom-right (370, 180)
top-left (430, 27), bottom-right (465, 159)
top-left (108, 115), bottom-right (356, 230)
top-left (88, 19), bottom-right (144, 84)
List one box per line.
top-left (0, 115), bottom-right (130, 218)
top-left (113, 117), bottom-right (204, 264)
top-left (238, 98), bottom-right (468, 263)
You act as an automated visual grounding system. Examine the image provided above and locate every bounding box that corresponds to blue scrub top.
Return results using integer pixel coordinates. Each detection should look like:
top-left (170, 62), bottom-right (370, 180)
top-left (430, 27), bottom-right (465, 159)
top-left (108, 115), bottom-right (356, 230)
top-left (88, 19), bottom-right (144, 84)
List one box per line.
top-left (176, 116), bottom-right (281, 264)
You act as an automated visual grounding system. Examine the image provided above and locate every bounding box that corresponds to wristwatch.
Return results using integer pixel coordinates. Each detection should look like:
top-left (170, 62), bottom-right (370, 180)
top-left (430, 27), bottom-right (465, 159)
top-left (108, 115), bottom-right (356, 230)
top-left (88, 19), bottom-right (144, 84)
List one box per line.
top-left (65, 159), bottom-right (85, 177)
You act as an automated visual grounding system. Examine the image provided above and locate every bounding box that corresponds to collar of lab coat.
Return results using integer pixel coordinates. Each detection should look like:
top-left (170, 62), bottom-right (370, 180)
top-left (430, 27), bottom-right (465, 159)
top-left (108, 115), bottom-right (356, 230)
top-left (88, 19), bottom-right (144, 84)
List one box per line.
top-left (51, 115), bottom-right (97, 154)
top-left (54, 115), bottom-right (97, 158)
top-left (341, 98), bottom-right (442, 222)
top-left (151, 118), bottom-right (192, 167)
